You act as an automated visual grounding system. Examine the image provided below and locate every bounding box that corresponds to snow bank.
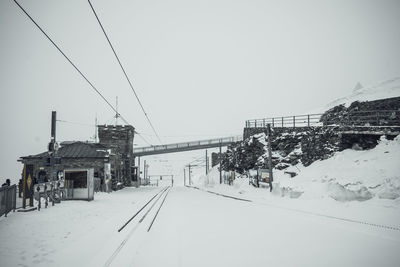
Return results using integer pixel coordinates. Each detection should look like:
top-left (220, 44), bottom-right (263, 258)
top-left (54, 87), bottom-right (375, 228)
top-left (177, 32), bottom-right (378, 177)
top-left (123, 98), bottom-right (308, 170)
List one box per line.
top-left (275, 135), bottom-right (400, 201)
top-left (195, 135), bottom-right (400, 203)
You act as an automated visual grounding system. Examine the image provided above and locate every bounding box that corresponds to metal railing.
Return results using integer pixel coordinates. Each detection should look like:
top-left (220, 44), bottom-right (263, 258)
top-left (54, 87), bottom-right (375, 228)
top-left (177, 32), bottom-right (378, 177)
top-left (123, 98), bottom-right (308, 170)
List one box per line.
top-left (245, 114), bottom-right (322, 128)
top-left (133, 136), bottom-right (243, 155)
top-left (0, 185), bottom-right (17, 217)
top-left (245, 110), bottom-right (400, 128)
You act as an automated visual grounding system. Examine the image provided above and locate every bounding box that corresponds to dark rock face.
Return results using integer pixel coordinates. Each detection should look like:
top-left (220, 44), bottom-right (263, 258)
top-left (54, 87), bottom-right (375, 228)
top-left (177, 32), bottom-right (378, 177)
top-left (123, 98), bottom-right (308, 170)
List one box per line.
top-left (300, 127), bottom-right (340, 167)
top-left (221, 127), bottom-right (341, 173)
top-left (234, 97), bottom-right (400, 174)
top-left (220, 138), bottom-right (266, 174)
top-left (320, 97), bottom-right (400, 126)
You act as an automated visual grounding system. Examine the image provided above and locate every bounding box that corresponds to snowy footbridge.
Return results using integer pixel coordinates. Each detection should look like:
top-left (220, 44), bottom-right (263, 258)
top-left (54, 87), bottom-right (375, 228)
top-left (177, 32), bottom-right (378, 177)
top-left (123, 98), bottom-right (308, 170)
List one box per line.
top-left (132, 136), bottom-right (242, 157)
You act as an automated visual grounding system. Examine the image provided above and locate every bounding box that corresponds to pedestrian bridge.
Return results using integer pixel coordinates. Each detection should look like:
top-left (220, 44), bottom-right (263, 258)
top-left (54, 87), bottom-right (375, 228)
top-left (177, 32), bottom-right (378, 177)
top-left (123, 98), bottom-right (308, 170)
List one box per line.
top-left (132, 136), bottom-right (242, 157)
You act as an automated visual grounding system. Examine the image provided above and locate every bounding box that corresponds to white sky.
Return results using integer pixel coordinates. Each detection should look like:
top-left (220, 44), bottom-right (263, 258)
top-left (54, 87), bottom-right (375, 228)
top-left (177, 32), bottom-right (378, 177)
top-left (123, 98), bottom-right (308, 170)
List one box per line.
top-left (1, 0), bottom-right (399, 184)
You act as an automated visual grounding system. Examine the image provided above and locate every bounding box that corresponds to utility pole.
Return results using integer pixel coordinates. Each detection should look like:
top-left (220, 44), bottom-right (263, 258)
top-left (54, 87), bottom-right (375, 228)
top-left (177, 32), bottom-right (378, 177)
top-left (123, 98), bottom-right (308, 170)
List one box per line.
top-left (94, 115), bottom-right (98, 142)
top-left (219, 144), bottom-right (222, 184)
top-left (50, 111), bottom-right (57, 182)
top-left (205, 149), bottom-right (208, 175)
top-left (146, 163), bottom-right (150, 185)
top-left (266, 124), bottom-right (274, 192)
top-left (115, 96), bottom-right (119, 126)
top-left (138, 156), bottom-right (141, 186)
top-left (184, 168), bottom-right (186, 186)
top-left (144, 159), bottom-right (147, 185)
top-left (188, 164), bottom-right (191, 185)
top-left (22, 164), bottom-right (26, 209)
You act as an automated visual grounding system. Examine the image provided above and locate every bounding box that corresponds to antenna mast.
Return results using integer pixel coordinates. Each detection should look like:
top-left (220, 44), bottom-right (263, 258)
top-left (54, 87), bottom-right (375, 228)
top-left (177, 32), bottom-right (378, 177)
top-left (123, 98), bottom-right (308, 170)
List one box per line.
top-left (115, 96), bottom-right (119, 126)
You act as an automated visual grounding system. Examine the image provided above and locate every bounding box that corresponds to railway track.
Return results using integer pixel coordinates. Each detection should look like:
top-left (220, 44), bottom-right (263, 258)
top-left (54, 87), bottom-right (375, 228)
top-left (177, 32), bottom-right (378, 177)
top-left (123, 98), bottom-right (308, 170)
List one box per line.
top-left (186, 186), bottom-right (400, 232)
top-left (104, 186), bottom-right (172, 267)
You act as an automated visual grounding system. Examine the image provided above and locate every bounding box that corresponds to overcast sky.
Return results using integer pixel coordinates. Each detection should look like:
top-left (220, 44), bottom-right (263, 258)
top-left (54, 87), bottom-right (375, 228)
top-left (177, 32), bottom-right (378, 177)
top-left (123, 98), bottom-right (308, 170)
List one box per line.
top-left (1, 0), bottom-right (399, 184)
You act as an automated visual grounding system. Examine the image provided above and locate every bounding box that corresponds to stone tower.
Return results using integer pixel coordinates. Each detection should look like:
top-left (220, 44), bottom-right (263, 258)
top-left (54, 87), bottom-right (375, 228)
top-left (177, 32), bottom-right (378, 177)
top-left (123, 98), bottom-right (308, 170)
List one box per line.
top-left (98, 125), bottom-right (135, 187)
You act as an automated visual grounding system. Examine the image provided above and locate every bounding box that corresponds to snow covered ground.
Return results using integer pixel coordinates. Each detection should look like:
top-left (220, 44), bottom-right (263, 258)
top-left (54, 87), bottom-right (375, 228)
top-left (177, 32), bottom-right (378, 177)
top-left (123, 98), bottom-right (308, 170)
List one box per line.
top-left (1, 185), bottom-right (400, 267)
top-left (1, 75), bottom-right (399, 266)
top-left (194, 135), bottom-right (400, 232)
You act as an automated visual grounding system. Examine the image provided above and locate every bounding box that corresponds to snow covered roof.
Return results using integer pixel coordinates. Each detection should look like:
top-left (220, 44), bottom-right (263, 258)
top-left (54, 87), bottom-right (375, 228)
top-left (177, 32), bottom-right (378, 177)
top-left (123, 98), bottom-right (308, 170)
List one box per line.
top-left (21, 142), bottom-right (110, 159)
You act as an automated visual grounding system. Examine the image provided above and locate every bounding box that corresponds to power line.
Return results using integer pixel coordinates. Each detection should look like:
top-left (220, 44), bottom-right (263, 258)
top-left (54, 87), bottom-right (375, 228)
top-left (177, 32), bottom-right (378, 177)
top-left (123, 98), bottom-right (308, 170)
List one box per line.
top-left (138, 132), bottom-right (243, 138)
top-left (57, 119), bottom-right (94, 127)
top-left (13, 0), bottom-right (125, 123)
top-left (58, 119), bottom-right (152, 146)
top-left (13, 0), bottom-right (153, 147)
top-left (87, 0), bottom-right (163, 145)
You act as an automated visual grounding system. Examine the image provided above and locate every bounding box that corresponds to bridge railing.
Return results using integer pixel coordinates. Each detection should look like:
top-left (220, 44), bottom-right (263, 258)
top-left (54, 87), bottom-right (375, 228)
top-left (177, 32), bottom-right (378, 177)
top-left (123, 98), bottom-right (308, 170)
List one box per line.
top-left (245, 114), bottom-right (323, 128)
top-left (245, 110), bottom-right (400, 128)
top-left (133, 136), bottom-right (243, 154)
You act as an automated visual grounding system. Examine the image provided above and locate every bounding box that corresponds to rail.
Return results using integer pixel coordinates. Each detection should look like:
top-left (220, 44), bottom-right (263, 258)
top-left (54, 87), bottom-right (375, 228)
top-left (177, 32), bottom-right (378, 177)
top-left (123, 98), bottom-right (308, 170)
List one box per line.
top-left (245, 110), bottom-right (400, 128)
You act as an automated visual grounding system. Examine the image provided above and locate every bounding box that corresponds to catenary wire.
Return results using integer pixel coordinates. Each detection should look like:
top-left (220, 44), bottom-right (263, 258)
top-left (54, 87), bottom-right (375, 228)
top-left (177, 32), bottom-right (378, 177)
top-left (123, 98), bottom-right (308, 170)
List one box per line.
top-left (87, 0), bottom-right (163, 145)
top-left (13, 0), bottom-right (152, 146)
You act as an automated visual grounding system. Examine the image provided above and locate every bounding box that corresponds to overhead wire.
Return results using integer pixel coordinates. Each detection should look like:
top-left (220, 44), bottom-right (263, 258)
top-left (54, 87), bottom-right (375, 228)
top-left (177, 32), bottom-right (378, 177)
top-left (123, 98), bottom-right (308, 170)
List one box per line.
top-left (56, 119), bottom-right (95, 127)
top-left (13, 0), bottom-right (152, 147)
top-left (87, 0), bottom-right (163, 145)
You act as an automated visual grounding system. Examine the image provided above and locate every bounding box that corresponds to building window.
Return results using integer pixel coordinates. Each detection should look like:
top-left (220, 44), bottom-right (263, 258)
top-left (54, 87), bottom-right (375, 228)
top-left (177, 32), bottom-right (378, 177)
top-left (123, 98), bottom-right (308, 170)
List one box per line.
top-left (65, 171), bottom-right (87, 188)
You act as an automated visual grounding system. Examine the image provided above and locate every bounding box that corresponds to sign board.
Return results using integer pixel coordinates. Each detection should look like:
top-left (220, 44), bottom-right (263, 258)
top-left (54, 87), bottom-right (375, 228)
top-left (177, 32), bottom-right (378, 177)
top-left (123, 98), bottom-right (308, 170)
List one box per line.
top-left (23, 164), bottom-right (34, 208)
top-left (25, 165), bottom-right (34, 198)
top-left (258, 169), bottom-right (271, 183)
top-left (27, 174), bottom-right (32, 190)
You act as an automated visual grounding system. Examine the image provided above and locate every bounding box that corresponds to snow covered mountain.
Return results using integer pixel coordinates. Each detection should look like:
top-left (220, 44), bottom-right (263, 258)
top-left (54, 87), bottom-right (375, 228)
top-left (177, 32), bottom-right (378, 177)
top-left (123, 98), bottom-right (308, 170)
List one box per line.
top-left (325, 76), bottom-right (400, 109)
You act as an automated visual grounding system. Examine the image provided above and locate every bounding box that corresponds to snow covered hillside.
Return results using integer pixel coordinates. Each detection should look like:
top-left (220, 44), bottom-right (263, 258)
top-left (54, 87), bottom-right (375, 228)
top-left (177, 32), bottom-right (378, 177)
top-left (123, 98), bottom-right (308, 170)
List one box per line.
top-left (195, 135), bottom-right (400, 203)
top-left (274, 135), bottom-right (400, 202)
top-left (325, 76), bottom-right (400, 110)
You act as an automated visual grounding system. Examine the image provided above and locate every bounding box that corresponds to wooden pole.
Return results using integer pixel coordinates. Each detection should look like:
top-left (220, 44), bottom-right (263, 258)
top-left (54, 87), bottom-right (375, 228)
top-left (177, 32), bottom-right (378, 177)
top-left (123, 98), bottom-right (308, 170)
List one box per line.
top-left (138, 156), bottom-right (141, 185)
top-left (205, 150), bottom-right (208, 175)
top-left (145, 160), bottom-right (147, 182)
top-left (188, 164), bottom-right (191, 185)
top-left (22, 164), bottom-right (26, 209)
top-left (219, 144), bottom-right (222, 184)
top-left (266, 124), bottom-right (274, 192)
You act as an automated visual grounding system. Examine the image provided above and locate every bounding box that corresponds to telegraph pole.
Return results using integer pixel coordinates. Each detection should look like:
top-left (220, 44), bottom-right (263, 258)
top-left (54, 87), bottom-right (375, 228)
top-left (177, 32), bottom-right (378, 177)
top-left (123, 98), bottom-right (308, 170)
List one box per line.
top-left (94, 115), bottom-right (98, 142)
top-left (115, 96), bottom-right (119, 125)
top-left (219, 144), bottom-right (222, 184)
top-left (22, 164), bottom-right (26, 209)
top-left (184, 168), bottom-right (186, 186)
top-left (205, 149), bottom-right (208, 175)
top-left (138, 156), bottom-right (141, 185)
top-left (144, 160), bottom-right (147, 184)
top-left (49, 111), bottom-right (57, 182)
top-left (188, 164), bottom-right (191, 185)
top-left (266, 124), bottom-right (274, 192)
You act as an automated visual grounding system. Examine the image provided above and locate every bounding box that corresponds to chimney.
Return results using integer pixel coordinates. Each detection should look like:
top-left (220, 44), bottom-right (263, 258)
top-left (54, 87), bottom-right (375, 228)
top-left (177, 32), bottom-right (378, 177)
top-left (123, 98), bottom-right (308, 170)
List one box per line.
top-left (51, 111), bottom-right (56, 142)
top-left (48, 111), bottom-right (57, 152)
